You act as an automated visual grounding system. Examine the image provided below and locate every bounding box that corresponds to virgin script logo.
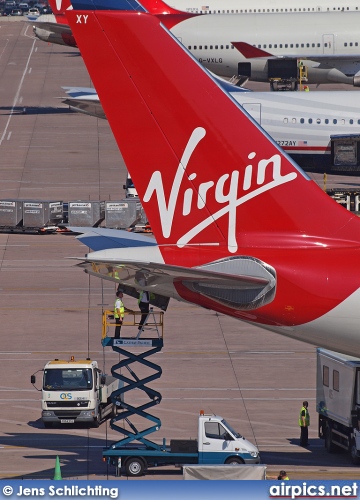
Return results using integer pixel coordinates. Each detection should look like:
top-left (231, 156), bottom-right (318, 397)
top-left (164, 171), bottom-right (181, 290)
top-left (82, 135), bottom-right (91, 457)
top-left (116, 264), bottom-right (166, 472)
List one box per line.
top-left (143, 127), bottom-right (297, 253)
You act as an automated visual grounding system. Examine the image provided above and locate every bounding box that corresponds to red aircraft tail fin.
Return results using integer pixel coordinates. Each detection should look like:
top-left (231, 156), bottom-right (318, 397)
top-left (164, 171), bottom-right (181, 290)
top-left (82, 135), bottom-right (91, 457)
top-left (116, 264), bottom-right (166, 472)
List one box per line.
top-left (66, 8), bottom-right (357, 268)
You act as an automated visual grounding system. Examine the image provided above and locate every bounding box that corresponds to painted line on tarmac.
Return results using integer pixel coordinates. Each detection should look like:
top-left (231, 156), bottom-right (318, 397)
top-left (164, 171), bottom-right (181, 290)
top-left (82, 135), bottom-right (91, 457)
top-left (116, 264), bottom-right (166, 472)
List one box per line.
top-left (0, 37), bottom-right (36, 146)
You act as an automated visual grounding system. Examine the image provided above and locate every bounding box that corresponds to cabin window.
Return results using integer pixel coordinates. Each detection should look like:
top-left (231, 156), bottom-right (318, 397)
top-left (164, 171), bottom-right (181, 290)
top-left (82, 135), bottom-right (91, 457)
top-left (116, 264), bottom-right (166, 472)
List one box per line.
top-left (193, 46), bottom-right (197, 50)
top-left (215, 45), bottom-right (218, 49)
top-left (269, 44), bottom-right (272, 48)
top-left (296, 44), bottom-right (299, 48)
top-left (306, 43), bottom-right (310, 48)
top-left (264, 45), bottom-right (267, 49)
top-left (300, 118), bottom-right (305, 124)
top-left (308, 118), bottom-right (313, 124)
top-left (301, 43), bottom-right (304, 48)
top-left (341, 119), bottom-right (345, 125)
top-left (204, 45), bottom-right (208, 49)
top-left (220, 45), bottom-right (224, 49)
top-left (292, 118), bottom-right (296, 124)
top-left (344, 43), bottom-right (348, 47)
top-left (325, 119), bottom-right (329, 124)
top-left (205, 422), bottom-right (230, 440)
top-left (350, 43), bottom-right (353, 47)
top-left (290, 44), bottom-right (294, 48)
top-left (279, 44), bottom-right (283, 48)
top-left (356, 42), bottom-right (359, 47)
top-left (350, 119), bottom-right (354, 125)
top-left (312, 43), bottom-right (315, 48)
top-left (316, 118), bottom-right (321, 124)
top-left (323, 365), bottom-right (329, 387)
top-left (317, 43), bottom-right (321, 47)
top-left (283, 118), bottom-right (288, 123)
top-left (199, 45), bottom-right (202, 49)
top-left (285, 44), bottom-right (288, 48)
top-left (333, 370), bottom-right (340, 392)
top-left (188, 46), bottom-right (191, 50)
top-left (210, 45), bottom-right (213, 50)
top-left (333, 119), bottom-right (337, 124)
top-left (274, 44), bottom-right (278, 48)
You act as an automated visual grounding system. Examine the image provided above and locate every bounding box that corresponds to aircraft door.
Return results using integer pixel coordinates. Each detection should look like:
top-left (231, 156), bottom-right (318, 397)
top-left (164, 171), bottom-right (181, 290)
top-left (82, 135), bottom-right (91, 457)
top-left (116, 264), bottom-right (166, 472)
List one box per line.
top-left (242, 103), bottom-right (261, 125)
top-left (322, 34), bottom-right (334, 54)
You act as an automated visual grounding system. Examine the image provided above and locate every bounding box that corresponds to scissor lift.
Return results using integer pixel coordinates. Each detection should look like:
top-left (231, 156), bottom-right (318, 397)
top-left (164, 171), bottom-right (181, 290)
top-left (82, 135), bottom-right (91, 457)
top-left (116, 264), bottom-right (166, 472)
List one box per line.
top-left (102, 308), bottom-right (165, 453)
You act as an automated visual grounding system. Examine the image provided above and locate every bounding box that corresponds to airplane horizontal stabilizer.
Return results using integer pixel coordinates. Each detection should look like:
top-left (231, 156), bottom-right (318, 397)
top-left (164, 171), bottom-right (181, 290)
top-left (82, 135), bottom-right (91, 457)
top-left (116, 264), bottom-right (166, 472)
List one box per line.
top-left (80, 248), bottom-right (276, 310)
top-left (32, 21), bottom-right (73, 35)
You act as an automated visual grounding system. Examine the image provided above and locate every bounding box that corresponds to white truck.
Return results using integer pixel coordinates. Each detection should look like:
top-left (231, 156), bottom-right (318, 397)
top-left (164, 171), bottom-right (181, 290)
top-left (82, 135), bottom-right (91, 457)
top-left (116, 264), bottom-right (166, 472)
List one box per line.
top-left (31, 357), bottom-right (122, 428)
top-left (123, 173), bottom-right (138, 198)
top-left (317, 348), bottom-right (360, 464)
top-left (103, 411), bottom-right (260, 476)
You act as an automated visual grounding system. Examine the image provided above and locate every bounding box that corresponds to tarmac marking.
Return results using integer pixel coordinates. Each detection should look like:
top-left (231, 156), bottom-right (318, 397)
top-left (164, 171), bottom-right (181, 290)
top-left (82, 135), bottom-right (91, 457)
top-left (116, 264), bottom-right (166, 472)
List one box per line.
top-left (0, 38), bottom-right (9, 62)
top-left (0, 37), bottom-right (36, 146)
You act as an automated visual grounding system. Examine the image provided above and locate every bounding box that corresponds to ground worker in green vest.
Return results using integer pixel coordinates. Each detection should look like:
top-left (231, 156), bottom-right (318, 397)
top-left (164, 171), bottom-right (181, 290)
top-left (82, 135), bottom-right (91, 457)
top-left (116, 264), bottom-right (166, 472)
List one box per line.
top-left (277, 470), bottom-right (289, 480)
top-left (114, 290), bottom-right (125, 338)
top-left (299, 400), bottom-right (310, 447)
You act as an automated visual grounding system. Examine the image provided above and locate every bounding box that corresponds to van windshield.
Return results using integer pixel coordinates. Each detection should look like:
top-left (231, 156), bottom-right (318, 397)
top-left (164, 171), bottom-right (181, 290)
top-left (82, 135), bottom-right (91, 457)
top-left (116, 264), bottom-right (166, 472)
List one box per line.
top-left (221, 419), bottom-right (242, 438)
top-left (43, 368), bottom-right (93, 391)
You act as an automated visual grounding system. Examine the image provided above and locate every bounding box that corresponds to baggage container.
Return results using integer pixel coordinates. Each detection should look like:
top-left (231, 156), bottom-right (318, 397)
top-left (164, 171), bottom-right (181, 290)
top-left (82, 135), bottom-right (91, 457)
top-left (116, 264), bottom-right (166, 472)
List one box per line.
top-left (23, 200), bottom-right (63, 227)
top-left (68, 201), bottom-right (105, 227)
top-left (105, 199), bottom-right (142, 229)
top-left (0, 200), bottom-right (23, 227)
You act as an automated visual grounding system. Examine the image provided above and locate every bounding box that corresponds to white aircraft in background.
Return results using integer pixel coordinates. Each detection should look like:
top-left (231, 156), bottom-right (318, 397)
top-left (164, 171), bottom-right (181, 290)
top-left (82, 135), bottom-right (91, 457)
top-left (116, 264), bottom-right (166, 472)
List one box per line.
top-left (66, 1), bottom-right (360, 357)
top-left (33, 0), bottom-right (360, 87)
top-left (61, 85), bottom-right (360, 173)
top-left (168, 0), bottom-right (360, 14)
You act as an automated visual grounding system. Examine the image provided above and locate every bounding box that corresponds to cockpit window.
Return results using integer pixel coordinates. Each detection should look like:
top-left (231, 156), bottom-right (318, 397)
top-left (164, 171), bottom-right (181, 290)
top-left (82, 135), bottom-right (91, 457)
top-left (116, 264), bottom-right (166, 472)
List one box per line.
top-left (43, 368), bottom-right (93, 391)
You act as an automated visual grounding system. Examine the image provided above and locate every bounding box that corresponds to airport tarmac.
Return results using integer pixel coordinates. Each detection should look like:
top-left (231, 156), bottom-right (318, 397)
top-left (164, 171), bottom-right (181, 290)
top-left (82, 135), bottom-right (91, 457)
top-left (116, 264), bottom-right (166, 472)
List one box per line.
top-left (1, 19), bottom-right (360, 481)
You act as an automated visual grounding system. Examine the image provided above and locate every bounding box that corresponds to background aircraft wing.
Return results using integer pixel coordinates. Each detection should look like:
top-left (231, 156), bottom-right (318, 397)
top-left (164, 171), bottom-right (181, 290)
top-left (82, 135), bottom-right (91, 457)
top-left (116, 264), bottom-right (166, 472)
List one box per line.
top-left (232, 41), bottom-right (360, 76)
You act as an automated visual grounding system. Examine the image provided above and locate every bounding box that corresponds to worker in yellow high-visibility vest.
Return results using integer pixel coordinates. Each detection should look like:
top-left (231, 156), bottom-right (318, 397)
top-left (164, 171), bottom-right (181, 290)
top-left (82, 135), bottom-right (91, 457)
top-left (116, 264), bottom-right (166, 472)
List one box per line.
top-left (114, 290), bottom-right (125, 339)
top-left (299, 401), bottom-right (310, 447)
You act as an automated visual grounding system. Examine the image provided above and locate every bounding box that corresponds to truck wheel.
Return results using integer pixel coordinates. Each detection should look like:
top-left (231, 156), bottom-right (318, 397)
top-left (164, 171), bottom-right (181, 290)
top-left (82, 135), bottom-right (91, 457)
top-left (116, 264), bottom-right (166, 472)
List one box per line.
top-left (92, 412), bottom-right (101, 428)
top-left (125, 457), bottom-right (145, 477)
top-left (350, 440), bottom-right (360, 465)
top-left (225, 457), bottom-right (244, 465)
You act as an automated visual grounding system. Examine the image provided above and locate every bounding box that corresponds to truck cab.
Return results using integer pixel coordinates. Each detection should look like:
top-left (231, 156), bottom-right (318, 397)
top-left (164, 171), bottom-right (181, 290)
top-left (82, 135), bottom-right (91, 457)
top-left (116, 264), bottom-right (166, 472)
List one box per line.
top-left (197, 413), bottom-right (260, 465)
top-left (31, 357), bottom-right (121, 428)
